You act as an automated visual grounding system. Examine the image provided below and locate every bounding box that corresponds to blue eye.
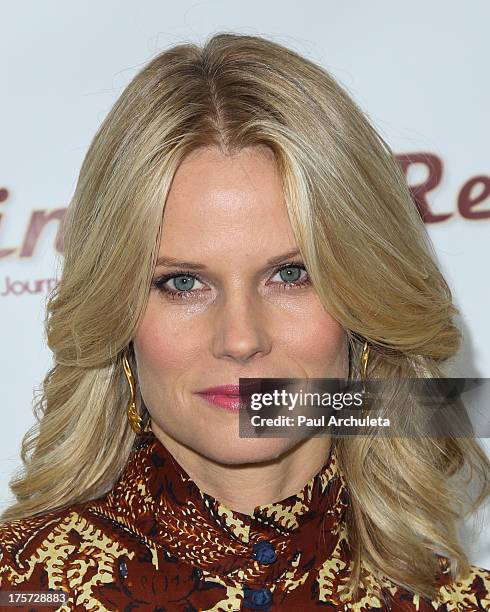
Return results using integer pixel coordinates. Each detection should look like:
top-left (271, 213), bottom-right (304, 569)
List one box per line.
top-left (151, 262), bottom-right (310, 300)
top-left (274, 265), bottom-right (305, 284)
top-left (169, 275), bottom-right (200, 292)
top-left (152, 273), bottom-right (204, 299)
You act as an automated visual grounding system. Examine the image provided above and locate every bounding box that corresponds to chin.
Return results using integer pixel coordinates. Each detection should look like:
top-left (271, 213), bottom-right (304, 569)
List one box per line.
top-left (191, 436), bottom-right (300, 466)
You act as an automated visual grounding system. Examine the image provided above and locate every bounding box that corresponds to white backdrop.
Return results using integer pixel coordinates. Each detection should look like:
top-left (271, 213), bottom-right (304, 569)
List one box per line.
top-left (1, 0), bottom-right (489, 568)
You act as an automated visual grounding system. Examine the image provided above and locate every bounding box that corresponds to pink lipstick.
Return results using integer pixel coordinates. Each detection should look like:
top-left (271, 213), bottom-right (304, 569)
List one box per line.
top-left (195, 385), bottom-right (246, 413)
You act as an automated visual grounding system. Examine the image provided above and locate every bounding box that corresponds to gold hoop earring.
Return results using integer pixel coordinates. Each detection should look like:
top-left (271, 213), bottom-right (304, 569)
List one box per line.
top-left (360, 341), bottom-right (370, 417)
top-left (122, 351), bottom-right (151, 434)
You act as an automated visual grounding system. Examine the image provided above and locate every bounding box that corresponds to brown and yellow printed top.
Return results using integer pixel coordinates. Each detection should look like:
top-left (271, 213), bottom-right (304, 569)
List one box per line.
top-left (0, 430), bottom-right (489, 611)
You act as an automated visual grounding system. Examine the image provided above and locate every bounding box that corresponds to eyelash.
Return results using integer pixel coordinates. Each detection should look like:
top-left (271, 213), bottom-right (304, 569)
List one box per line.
top-left (151, 262), bottom-right (311, 301)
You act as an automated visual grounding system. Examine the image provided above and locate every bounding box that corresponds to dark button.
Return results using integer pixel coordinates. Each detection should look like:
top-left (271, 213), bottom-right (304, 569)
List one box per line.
top-left (252, 541), bottom-right (277, 565)
top-left (243, 586), bottom-right (273, 610)
top-left (118, 558), bottom-right (128, 580)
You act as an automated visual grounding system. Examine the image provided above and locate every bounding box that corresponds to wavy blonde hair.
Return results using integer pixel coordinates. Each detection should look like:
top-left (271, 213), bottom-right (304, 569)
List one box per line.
top-left (1, 32), bottom-right (488, 602)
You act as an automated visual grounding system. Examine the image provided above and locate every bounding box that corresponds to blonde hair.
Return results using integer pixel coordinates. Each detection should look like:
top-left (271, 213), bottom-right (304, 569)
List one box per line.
top-left (2, 32), bottom-right (488, 602)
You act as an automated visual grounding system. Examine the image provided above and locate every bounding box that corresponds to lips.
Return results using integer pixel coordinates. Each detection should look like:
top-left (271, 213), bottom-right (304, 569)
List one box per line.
top-left (194, 383), bottom-right (256, 413)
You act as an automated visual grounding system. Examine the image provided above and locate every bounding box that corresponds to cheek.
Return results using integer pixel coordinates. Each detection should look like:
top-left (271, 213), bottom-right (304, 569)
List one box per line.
top-left (283, 300), bottom-right (347, 373)
top-left (133, 302), bottom-right (202, 374)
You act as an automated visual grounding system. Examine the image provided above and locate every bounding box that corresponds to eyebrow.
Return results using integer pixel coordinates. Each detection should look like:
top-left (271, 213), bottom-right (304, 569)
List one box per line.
top-left (155, 248), bottom-right (302, 270)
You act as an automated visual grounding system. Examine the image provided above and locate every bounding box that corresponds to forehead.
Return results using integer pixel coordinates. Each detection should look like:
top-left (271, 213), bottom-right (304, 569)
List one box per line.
top-left (158, 146), bottom-right (298, 255)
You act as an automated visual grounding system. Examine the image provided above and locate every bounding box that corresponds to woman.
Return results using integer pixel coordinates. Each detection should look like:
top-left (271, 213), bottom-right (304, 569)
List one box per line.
top-left (0, 33), bottom-right (489, 611)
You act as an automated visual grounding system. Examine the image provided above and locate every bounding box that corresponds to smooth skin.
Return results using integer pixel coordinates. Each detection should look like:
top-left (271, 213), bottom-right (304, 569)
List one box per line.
top-left (133, 145), bottom-right (349, 515)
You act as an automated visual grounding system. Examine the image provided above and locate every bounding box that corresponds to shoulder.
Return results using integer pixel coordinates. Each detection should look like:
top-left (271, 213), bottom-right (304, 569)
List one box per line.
top-left (0, 506), bottom-right (81, 601)
top-left (432, 563), bottom-right (490, 610)
top-left (373, 560), bottom-right (490, 611)
top-left (0, 507), bottom-right (71, 559)
top-left (0, 505), bottom-right (98, 578)
top-left (0, 502), bottom-right (146, 599)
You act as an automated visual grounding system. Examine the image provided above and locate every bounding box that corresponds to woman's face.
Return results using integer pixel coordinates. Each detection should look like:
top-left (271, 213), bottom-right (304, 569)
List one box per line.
top-left (133, 146), bottom-right (348, 464)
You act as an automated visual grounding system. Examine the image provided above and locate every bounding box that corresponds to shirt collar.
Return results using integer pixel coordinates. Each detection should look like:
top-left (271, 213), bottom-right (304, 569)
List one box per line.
top-left (99, 430), bottom-right (349, 584)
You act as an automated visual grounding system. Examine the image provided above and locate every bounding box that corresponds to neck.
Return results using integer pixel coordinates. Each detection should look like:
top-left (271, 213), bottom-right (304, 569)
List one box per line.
top-left (150, 422), bottom-right (332, 515)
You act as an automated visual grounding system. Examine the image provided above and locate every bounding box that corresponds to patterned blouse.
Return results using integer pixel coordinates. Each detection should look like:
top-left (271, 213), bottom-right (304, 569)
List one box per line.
top-left (0, 430), bottom-right (489, 611)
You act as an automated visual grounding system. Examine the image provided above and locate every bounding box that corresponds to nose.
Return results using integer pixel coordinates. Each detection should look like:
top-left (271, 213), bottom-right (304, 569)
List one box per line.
top-left (212, 290), bottom-right (272, 364)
